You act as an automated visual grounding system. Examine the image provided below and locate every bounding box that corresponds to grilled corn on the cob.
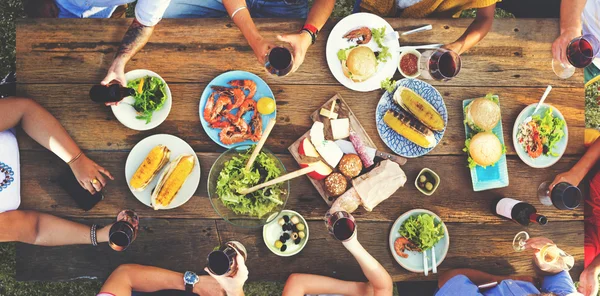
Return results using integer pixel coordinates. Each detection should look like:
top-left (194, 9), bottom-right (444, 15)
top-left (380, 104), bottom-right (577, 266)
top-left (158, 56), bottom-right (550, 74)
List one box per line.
top-left (384, 109), bottom-right (436, 148)
top-left (130, 145), bottom-right (170, 191)
top-left (151, 154), bottom-right (195, 210)
top-left (393, 86), bottom-right (445, 131)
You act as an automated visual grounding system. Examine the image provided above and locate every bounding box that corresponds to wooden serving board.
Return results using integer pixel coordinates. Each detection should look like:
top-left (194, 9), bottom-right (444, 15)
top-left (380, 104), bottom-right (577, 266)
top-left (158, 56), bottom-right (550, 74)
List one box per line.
top-left (288, 93), bottom-right (377, 205)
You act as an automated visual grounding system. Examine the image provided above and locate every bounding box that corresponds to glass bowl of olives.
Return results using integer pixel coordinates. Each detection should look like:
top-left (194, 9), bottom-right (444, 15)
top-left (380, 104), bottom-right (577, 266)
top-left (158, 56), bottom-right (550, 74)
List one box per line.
top-left (415, 168), bottom-right (440, 196)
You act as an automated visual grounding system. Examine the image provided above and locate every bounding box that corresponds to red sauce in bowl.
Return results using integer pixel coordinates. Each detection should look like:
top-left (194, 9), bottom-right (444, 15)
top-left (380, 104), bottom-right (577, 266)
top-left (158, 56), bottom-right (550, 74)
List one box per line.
top-left (400, 53), bottom-right (418, 76)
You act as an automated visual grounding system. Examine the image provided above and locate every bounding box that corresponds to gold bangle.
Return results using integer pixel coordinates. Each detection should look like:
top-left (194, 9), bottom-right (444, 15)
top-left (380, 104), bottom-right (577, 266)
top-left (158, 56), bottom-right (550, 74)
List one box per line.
top-left (230, 6), bottom-right (247, 20)
top-left (67, 152), bottom-right (83, 165)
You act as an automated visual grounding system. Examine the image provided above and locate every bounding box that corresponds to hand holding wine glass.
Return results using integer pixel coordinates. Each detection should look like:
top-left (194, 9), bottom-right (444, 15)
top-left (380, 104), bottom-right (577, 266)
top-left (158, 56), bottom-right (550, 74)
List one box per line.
top-left (205, 253), bottom-right (248, 296)
top-left (553, 28), bottom-right (582, 65)
top-left (524, 237), bottom-right (554, 250)
top-left (550, 170), bottom-right (583, 191)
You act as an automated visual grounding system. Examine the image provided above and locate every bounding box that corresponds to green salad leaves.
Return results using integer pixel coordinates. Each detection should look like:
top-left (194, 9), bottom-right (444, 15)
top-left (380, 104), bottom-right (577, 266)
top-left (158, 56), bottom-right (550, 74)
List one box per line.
top-left (531, 108), bottom-right (566, 157)
top-left (380, 77), bottom-right (397, 93)
top-left (127, 76), bottom-right (167, 124)
top-left (216, 148), bottom-right (285, 218)
top-left (399, 214), bottom-right (445, 251)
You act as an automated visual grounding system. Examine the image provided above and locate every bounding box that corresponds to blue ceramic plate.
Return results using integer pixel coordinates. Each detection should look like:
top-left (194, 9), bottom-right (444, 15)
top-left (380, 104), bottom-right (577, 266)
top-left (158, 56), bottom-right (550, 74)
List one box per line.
top-left (199, 71), bottom-right (276, 149)
top-left (388, 209), bottom-right (449, 273)
top-left (376, 79), bottom-right (447, 157)
top-left (463, 97), bottom-right (509, 191)
top-left (512, 103), bottom-right (568, 168)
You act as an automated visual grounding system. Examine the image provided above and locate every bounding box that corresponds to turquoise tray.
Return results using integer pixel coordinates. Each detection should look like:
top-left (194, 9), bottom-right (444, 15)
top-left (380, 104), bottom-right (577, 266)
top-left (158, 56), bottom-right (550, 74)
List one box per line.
top-left (463, 96), bottom-right (509, 191)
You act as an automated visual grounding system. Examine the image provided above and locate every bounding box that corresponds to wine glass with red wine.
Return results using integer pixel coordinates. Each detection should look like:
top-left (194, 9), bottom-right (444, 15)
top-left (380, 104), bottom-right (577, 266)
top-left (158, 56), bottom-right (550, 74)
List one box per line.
top-left (538, 181), bottom-right (582, 210)
top-left (265, 46), bottom-right (294, 77)
top-left (419, 48), bottom-right (462, 81)
top-left (325, 211), bottom-right (357, 242)
top-left (552, 34), bottom-right (600, 79)
top-left (207, 241), bottom-right (247, 276)
top-left (109, 209), bottom-right (139, 252)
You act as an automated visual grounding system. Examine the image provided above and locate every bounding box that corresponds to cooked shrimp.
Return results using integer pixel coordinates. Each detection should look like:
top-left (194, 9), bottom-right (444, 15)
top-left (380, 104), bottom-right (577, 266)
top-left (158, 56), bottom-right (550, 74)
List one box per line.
top-left (343, 27), bottom-right (372, 45)
top-left (229, 79), bottom-right (257, 100)
top-left (248, 111), bottom-right (263, 142)
top-left (219, 126), bottom-right (248, 145)
top-left (394, 237), bottom-right (421, 259)
top-left (223, 111), bottom-right (249, 134)
top-left (226, 88), bottom-right (246, 111)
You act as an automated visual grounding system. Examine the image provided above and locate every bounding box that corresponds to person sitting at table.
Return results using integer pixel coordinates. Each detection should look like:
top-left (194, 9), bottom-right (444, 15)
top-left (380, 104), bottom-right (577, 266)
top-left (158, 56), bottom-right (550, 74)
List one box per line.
top-left (549, 137), bottom-right (600, 296)
top-left (24, 0), bottom-right (171, 88)
top-left (97, 252), bottom-right (248, 296)
top-left (281, 232), bottom-right (393, 296)
top-left (0, 97), bottom-right (114, 246)
top-left (356, 0), bottom-right (498, 55)
top-left (159, 0), bottom-right (335, 75)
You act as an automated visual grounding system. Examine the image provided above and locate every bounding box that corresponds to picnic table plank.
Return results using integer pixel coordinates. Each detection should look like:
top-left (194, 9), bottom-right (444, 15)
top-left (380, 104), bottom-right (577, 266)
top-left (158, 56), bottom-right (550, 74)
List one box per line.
top-left (16, 219), bottom-right (583, 282)
top-left (18, 150), bottom-right (583, 222)
top-left (15, 84), bottom-right (585, 156)
top-left (16, 18), bottom-right (582, 87)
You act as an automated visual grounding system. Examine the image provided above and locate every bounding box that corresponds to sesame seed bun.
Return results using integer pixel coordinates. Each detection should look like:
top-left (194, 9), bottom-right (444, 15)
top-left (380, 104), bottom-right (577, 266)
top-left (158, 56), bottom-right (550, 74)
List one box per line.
top-left (469, 132), bottom-right (502, 167)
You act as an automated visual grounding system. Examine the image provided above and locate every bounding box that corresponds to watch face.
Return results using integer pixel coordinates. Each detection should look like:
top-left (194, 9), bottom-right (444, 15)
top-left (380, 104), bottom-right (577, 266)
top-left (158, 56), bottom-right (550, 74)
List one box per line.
top-left (184, 271), bottom-right (199, 285)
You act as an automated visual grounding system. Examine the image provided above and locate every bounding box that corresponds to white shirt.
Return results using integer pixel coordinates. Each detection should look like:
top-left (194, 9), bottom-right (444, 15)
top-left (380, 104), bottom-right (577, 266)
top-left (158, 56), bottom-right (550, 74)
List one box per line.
top-left (583, 0), bottom-right (600, 55)
top-left (57, 0), bottom-right (171, 26)
top-left (397, 0), bottom-right (424, 9)
top-left (0, 129), bottom-right (20, 213)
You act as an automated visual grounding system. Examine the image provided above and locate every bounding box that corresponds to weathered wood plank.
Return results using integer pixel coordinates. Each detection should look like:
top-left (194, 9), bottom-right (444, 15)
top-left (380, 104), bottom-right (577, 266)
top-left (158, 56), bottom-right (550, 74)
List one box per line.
top-left (16, 18), bottom-right (581, 87)
top-left (16, 219), bottom-right (583, 282)
top-left (15, 84), bottom-right (585, 156)
top-left (16, 218), bottom-right (220, 281)
top-left (17, 150), bottom-right (583, 222)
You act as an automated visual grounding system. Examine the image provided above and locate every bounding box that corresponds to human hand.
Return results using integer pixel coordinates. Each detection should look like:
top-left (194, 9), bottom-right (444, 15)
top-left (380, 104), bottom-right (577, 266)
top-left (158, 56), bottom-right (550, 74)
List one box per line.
top-left (205, 253), bottom-right (248, 296)
top-left (101, 62), bottom-right (127, 106)
top-left (69, 153), bottom-right (114, 193)
top-left (552, 28), bottom-right (581, 66)
top-left (195, 276), bottom-right (226, 296)
top-left (249, 35), bottom-right (276, 66)
top-left (579, 264), bottom-right (600, 296)
top-left (525, 237), bottom-right (554, 250)
top-left (277, 32), bottom-right (312, 73)
top-left (442, 42), bottom-right (463, 55)
top-left (550, 170), bottom-right (582, 191)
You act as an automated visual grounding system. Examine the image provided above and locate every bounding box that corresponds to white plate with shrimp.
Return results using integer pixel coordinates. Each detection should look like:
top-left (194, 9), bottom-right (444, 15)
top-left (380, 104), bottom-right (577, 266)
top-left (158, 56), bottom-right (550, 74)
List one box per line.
top-left (326, 13), bottom-right (400, 92)
top-left (199, 70), bottom-right (277, 149)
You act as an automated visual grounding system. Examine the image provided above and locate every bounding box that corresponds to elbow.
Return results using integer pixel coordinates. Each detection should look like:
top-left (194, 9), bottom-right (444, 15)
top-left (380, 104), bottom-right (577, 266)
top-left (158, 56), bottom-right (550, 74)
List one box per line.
top-left (282, 273), bottom-right (305, 296)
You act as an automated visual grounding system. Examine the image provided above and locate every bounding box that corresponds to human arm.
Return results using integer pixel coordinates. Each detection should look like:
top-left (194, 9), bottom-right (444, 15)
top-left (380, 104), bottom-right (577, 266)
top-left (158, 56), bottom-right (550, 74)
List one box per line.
top-left (0, 98), bottom-right (113, 193)
top-left (282, 274), bottom-right (373, 296)
top-left (101, 19), bottom-right (154, 87)
top-left (223, 0), bottom-right (274, 65)
top-left (0, 210), bottom-right (111, 246)
top-left (443, 4), bottom-right (495, 55)
top-left (277, 0), bottom-right (335, 73)
top-left (579, 255), bottom-right (600, 296)
top-left (99, 264), bottom-right (224, 296)
top-left (342, 236), bottom-right (393, 296)
top-left (552, 0), bottom-right (587, 65)
top-left (204, 253), bottom-right (248, 296)
top-left (550, 137), bottom-right (600, 190)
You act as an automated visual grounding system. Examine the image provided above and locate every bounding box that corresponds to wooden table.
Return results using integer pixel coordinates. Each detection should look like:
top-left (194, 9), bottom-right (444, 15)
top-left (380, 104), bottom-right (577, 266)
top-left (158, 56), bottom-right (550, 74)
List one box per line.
top-left (15, 18), bottom-right (585, 283)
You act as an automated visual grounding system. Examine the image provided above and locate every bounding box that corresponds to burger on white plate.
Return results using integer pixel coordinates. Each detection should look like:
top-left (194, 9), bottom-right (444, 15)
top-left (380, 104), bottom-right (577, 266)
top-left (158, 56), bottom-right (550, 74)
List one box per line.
top-left (339, 46), bottom-right (378, 82)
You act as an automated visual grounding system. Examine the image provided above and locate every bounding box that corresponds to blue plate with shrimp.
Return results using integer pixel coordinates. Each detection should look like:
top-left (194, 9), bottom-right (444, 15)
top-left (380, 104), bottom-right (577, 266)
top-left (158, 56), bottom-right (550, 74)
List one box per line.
top-left (199, 71), bottom-right (277, 149)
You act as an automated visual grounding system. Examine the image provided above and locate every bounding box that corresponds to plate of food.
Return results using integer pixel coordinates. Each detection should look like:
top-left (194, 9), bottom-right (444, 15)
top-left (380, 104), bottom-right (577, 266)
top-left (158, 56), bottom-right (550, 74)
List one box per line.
top-left (111, 69), bottom-right (172, 131)
top-left (513, 104), bottom-right (568, 168)
top-left (463, 94), bottom-right (509, 191)
top-left (125, 134), bottom-right (201, 210)
top-left (263, 210), bottom-right (309, 257)
top-left (199, 71), bottom-right (276, 149)
top-left (376, 79), bottom-right (447, 157)
top-left (326, 13), bottom-right (400, 92)
top-left (389, 209), bottom-right (449, 273)
top-left (208, 144), bottom-right (289, 228)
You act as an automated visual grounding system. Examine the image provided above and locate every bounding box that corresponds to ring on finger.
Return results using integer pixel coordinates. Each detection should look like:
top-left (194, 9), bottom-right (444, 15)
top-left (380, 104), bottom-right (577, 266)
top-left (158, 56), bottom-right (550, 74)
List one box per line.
top-left (91, 178), bottom-right (99, 185)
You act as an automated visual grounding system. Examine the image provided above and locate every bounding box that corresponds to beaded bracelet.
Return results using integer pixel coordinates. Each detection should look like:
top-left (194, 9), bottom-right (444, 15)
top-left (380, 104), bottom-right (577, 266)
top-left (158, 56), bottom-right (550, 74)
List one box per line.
top-left (90, 224), bottom-right (98, 247)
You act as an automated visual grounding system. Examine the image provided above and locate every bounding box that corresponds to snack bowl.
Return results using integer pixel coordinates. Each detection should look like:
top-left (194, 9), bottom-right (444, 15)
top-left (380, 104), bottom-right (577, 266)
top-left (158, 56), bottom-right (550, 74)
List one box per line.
top-left (415, 168), bottom-right (440, 196)
top-left (263, 210), bottom-right (309, 257)
top-left (398, 49), bottom-right (421, 79)
top-left (208, 144), bottom-right (290, 228)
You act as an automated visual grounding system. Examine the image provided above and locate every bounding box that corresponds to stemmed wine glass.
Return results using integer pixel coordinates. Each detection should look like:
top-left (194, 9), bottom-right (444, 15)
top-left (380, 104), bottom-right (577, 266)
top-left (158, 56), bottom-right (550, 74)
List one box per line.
top-left (419, 48), bottom-right (462, 81)
top-left (513, 231), bottom-right (530, 252)
top-left (325, 211), bottom-right (357, 242)
top-left (538, 181), bottom-right (581, 210)
top-left (552, 34), bottom-right (600, 79)
top-left (265, 46), bottom-right (294, 77)
top-left (109, 209), bottom-right (139, 251)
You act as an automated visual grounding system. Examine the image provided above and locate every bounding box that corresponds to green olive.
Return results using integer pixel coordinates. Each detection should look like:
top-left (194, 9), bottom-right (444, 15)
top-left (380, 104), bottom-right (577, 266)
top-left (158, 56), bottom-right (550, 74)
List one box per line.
top-left (299, 231), bottom-right (306, 239)
top-left (297, 223), bottom-right (305, 231)
top-left (425, 182), bottom-right (433, 191)
top-left (419, 175), bottom-right (427, 183)
top-left (275, 241), bottom-right (283, 249)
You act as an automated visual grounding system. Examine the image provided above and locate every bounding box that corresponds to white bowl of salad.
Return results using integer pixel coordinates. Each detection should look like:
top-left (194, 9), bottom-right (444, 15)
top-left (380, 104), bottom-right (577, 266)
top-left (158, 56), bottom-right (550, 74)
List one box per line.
top-left (512, 103), bottom-right (568, 168)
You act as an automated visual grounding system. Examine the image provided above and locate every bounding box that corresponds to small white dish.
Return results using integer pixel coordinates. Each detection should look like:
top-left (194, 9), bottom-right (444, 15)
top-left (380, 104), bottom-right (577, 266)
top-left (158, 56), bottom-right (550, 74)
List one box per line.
top-left (111, 69), bottom-right (172, 131)
top-left (398, 49), bottom-right (421, 79)
top-left (415, 168), bottom-right (440, 196)
top-left (263, 210), bottom-right (309, 257)
top-left (125, 134), bottom-right (201, 210)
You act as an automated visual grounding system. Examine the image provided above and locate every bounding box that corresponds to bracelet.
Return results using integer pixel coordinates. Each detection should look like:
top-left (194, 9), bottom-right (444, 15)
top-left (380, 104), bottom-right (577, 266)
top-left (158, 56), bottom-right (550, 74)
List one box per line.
top-left (67, 151), bottom-right (83, 165)
top-left (230, 6), bottom-right (247, 20)
top-left (90, 224), bottom-right (98, 247)
top-left (300, 28), bottom-right (316, 45)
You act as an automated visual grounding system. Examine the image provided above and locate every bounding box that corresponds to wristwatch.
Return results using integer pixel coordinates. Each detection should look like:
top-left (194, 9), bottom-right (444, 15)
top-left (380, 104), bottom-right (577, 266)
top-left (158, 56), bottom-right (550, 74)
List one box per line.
top-left (184, 271), bottom-right (200, 295)
top-left (301, 24), bottom-right (319, 45)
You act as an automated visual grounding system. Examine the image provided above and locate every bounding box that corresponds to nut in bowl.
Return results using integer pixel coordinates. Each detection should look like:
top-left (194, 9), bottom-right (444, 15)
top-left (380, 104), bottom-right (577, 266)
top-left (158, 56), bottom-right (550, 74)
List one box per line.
top-left (208, 144), bottom-right (290, 228)
top-left (263, 210), bottom-right (309, 257)
top-left (398, 49), bottom-right (421, 79)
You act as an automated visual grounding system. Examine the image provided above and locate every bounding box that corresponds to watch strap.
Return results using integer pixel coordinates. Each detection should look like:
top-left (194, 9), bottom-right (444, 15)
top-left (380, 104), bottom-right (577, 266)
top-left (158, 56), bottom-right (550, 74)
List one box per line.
top-left (301, 24), bottom-right (319, 44)
top-left (185, 283), bottom-right (194, 294)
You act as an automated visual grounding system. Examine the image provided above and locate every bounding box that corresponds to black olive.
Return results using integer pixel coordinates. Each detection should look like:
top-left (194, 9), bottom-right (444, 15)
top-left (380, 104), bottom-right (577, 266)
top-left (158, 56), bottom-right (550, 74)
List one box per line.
top-left (280, 244), bottom-right (287, 252)
top-left (294, 238), bottom-right (301, 245)
top-left (292, 225), bottom-right (298, 232)
top-left (280, 236), bottom-right (285, 243)
top-left (283, 233), bottom-right (290, 240)
top-left (283, 215), bottom-right (290, 223)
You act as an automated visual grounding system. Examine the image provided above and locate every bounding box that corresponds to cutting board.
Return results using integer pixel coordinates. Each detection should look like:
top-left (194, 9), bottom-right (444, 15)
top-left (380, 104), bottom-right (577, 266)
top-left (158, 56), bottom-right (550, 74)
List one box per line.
top-left (288, 93), bottom-right (377, 205)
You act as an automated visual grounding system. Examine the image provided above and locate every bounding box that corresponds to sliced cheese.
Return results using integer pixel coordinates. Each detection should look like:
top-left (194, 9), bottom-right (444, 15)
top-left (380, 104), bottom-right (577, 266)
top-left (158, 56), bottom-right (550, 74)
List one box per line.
top-left (315, 140), bottom-right (344, 168)
top-left (331, 118), bottom-right (350, 140)
top-left (310, 121), bottom-right (325, 144)
top-left (319, 108), bottom-right (338, 119)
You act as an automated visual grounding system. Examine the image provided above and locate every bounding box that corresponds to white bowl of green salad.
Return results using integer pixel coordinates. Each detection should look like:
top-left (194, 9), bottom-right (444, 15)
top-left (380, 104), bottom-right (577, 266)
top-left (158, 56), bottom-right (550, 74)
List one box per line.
top-left (208, 144), bottom-right (290, 228)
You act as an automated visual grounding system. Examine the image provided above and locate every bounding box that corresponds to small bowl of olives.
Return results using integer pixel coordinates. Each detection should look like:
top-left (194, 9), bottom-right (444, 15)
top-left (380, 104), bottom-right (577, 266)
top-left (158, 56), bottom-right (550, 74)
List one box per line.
top-left (262, 210), bottom-right (309, 257)
top-left (415, 168), bottom-right (440, 196)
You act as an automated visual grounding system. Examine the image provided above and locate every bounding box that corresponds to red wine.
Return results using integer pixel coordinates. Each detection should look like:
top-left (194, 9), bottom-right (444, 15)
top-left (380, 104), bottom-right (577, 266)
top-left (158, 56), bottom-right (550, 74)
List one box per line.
top-left (333, 217), bottom-right (356, 241)
top-left (493, 198), bottom-right (548, 226)
top-left (567, 39), bottom-right (594, 68)
top-left (109, 221), bottom-right (134, 251)
top-left (266, 47), bottom-right (293, 76)
top-left (90, 84), bottom-right (134, 103)
top-left (551, 182), bottom-right (582, 210)
top-left (429, 50), bottom-right (459, 80)
top-left (208, 248), bottom-right (235, 276)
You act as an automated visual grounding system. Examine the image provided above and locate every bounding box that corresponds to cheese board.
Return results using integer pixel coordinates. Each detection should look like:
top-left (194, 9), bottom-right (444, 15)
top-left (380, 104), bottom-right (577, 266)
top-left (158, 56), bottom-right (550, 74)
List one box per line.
top-left (288, 94), bottom-right (407, 206)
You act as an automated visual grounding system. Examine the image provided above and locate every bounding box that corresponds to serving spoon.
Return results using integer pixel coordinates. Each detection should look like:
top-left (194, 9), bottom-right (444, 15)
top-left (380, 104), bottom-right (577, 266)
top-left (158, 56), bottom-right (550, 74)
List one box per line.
top-left (523, 85), bottom-right (552, 124)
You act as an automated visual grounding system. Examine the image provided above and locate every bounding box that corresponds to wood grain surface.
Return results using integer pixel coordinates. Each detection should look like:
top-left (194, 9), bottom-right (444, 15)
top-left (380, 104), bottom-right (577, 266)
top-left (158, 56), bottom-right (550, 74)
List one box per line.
top-left (15, 18), bottom-right (585, 283)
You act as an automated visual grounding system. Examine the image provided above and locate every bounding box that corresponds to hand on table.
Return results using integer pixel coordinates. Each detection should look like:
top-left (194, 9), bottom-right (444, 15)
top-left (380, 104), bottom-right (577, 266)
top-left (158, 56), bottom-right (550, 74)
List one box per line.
top-left (550, 169), bottom-right (582, 191)
top-left (205, 253), bottom-right (248, 296)
top-left (578, 264), bottom-right (600, 296)
top-left (525, 237), bottom-right (554, 250)
top-left (277, 31), bottom-right (313, 73)
top-left (552, 28), bottom-right (581, 66)
top-left (69, 153), bottom-right (114, 193)
top-left (101, 63), bottom-right (127, 106)
top-left (249, 35), bottom-right (276, 66)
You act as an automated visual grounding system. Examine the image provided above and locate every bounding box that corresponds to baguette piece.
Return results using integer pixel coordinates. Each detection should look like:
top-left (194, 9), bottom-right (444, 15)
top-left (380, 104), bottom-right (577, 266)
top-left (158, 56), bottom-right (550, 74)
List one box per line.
top-left (151, 154), bottom-right (195, 210)
top-left (130, 145), bottom-right (170, 191)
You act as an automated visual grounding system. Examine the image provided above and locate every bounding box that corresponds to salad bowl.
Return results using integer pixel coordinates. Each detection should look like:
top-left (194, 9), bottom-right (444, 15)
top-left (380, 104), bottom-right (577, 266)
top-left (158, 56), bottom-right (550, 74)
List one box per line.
top-left (208, 145), bottom-right (290, 228)
top-left (512, 103), bottom-right (568, 168)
